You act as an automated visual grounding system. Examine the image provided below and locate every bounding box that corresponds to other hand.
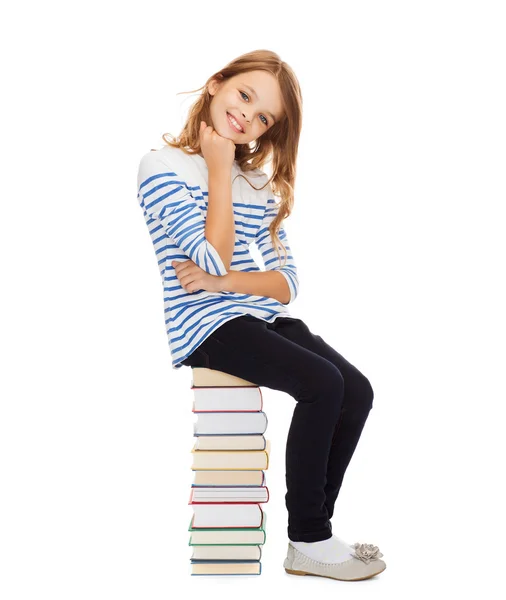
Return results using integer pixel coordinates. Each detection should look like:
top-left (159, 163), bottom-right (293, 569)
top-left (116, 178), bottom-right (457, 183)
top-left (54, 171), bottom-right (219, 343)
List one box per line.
top-left (172, 259), bottom-right (226, 294)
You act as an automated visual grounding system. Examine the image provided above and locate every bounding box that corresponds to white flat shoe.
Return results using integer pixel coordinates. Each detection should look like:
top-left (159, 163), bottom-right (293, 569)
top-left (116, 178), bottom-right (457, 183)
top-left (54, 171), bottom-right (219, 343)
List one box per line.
top-left (283, 541), bottom-right (386, 581)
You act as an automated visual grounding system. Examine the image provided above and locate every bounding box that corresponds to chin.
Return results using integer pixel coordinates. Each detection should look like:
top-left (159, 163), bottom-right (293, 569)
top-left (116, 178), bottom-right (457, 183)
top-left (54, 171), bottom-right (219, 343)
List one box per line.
top-left (218, 128), bottom-right (236, 141)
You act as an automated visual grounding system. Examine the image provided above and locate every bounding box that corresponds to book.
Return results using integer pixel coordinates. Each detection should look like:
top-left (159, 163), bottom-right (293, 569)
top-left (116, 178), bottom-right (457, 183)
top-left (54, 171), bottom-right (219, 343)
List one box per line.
top-left (189, 486), bottom-right (269, 503)
top-left (189, 503), bottom-right (264, 528)
top-left (190, 439), bottom-right (270, 470)
top-left (191, 545), bottom-right (262, 560)
top-left (190, 561), bottom-right (261, 576)
top-left (190, 367), bottom-right (258, 387)
top-left (192, 470), bottom-right (265, 487)
top-left (193, 411), bottom-right (268, 435)
top-left (194, 434), bottom-right (267, 451)
top-left (192, 386), bottom-right (263, 412)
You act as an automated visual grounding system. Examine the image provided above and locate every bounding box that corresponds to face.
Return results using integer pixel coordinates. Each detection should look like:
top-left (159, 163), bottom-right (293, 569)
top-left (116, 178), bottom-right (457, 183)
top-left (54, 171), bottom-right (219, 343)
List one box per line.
top-left (207, 70), bottom-right (284, 144)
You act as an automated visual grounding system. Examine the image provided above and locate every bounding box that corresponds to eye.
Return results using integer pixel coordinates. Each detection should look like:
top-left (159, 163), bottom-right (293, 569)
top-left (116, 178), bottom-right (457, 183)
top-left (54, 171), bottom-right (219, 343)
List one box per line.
top-left (239, 91), bottom-right (269, 126)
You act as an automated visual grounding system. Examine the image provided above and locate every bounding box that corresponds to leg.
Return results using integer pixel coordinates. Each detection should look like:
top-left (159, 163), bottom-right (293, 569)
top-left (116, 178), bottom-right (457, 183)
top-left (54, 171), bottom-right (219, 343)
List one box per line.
top-left (267, 317), bottom-right (374, 526)
top-left (188, 314), bottom-right (345, 542)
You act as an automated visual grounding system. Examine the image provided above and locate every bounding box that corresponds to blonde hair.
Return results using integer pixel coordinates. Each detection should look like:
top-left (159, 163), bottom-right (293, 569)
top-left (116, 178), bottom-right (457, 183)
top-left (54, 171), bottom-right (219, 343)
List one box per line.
top-left (161, 49), bottom-right (303, 267)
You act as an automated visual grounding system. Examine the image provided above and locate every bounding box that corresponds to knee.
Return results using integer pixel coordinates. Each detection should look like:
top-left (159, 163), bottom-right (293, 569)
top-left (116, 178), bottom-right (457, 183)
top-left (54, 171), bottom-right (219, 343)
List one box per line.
top-left (317, 363), bottom-right (345, 398)
top-left (356, 375), bottom-right (374, 413)
top-left (366, 377), bottom-right (374, 408)
top-left (297, 363), bottom-right (345, 413)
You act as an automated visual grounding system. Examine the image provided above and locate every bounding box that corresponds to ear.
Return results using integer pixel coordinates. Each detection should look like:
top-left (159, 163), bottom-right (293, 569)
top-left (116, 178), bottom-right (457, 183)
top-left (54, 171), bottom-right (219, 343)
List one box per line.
top-left (208, 75), bottom-right (224, 97)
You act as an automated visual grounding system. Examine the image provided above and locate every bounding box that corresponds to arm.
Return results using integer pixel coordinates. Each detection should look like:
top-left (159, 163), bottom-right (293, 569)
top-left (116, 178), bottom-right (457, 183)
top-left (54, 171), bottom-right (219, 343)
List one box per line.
top-left (137, 152), bottom-right (228, 276)
top-left (205, 169), bottom-right (235, 271)
top-left (222, 270), bottom-right (291, 305)
top-left (222, 193), bottom-right (299, 305)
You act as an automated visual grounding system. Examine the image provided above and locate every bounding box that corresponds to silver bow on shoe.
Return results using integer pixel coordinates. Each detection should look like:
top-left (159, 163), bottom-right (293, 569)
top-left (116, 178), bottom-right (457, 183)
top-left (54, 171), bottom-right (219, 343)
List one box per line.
top-left (352, 543), bottom-right (383, 564)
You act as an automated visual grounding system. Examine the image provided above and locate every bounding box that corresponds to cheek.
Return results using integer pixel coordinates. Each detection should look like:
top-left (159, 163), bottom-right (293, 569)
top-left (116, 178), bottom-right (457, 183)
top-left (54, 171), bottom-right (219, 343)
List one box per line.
top-left (223, 91), bottom-right (237, 107)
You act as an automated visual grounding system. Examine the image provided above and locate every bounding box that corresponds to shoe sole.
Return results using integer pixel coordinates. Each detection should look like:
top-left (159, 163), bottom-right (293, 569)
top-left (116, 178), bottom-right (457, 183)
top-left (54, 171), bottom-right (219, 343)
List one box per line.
top-left (285, 564), bottom-right (386, 581)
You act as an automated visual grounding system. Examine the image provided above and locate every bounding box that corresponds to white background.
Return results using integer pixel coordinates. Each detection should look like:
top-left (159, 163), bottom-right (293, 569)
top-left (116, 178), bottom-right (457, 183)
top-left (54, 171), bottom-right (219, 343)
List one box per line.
top-left (1, 0), bottom-right (505, 597)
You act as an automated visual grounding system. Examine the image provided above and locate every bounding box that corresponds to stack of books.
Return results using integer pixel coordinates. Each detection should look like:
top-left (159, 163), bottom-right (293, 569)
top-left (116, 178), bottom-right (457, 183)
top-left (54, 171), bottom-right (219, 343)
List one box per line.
top-left (188, 366), bottom-right (270, 576)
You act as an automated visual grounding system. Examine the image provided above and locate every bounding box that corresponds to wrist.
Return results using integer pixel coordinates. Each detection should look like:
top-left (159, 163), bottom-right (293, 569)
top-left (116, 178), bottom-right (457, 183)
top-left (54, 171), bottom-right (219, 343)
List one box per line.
top-left (208, 167), bottom-right (232, 181)
top-left (221, 271), bottom-right (233, 292)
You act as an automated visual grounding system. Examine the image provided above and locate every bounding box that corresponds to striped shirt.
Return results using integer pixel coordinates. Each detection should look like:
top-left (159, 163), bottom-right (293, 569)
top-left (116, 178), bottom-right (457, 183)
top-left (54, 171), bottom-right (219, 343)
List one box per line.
top-left (136, 144), bottom-right (299, 370)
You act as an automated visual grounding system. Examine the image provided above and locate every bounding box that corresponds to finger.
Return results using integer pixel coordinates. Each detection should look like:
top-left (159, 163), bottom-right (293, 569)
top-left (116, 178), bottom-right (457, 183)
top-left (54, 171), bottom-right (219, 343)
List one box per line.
top-left (172, 260), bottom-right (192, 273)
top-left (180, 274), bottom-right (197, 292)
top-left (171, 260), bottom-right (185, 272)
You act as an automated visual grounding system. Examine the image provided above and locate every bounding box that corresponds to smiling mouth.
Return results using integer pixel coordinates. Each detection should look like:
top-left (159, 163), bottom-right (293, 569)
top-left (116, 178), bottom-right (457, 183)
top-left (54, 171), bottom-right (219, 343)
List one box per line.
top-left (227, 112), bottom-right (244, 133)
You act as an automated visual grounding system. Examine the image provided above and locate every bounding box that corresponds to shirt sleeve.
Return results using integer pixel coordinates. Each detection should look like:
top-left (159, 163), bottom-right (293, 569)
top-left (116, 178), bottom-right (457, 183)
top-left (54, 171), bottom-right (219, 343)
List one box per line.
top-left (254, 190), bottom-right (299, 304)
top-left (136, 152), bottom-right (228, 276)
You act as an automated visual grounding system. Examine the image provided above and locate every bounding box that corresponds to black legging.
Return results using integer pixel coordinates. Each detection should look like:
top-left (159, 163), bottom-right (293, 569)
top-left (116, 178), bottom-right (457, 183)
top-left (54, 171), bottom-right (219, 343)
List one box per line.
top-left (181, 314), bottom-right (374, 542)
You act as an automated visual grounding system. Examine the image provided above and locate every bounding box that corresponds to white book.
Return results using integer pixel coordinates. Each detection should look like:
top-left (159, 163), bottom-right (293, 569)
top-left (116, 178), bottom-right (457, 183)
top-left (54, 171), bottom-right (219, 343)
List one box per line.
top-left (191, 503), bottom-right (263, 528)
top-left (193, 387), bottom-right (262, 412)
top-left (193, 411), bottom-right (268, 435)
top-left (190, 486), bottom-right (269, 502)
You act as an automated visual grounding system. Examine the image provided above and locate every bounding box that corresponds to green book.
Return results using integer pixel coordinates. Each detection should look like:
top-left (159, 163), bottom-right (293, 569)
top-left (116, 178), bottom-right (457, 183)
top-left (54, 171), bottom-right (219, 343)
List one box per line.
top-left (188, 512), bottom-right (267, 546)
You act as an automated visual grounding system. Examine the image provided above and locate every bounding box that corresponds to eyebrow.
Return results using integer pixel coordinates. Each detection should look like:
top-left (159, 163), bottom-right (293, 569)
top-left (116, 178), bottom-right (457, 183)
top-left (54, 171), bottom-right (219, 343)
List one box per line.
top-left (240, 83), bottom-right (278, 124)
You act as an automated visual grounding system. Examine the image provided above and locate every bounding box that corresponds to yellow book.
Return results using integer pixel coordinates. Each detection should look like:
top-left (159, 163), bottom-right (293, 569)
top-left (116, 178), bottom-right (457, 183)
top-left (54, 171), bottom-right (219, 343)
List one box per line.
top-left (191, 439), bottom-right (270, 470)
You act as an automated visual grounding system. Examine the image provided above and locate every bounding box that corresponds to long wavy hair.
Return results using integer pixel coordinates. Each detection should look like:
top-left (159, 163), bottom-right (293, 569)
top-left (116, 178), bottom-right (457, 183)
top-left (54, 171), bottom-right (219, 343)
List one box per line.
top-left (161, 49), bottom-right (303, 266)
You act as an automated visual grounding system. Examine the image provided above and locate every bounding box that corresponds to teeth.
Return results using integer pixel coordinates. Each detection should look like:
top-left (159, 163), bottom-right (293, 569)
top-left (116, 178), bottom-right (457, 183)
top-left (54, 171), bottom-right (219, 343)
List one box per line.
top-left (228, 113), bottom-right (243, 132)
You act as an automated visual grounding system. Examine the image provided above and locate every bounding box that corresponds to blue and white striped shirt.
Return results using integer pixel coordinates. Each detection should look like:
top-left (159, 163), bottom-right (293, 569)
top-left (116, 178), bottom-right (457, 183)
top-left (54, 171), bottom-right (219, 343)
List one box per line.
top-left (137, 145), bottom-right (299, 370)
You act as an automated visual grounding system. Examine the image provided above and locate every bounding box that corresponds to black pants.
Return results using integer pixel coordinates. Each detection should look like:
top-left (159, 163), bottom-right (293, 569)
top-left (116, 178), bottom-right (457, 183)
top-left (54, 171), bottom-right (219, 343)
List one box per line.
top-left (181, 314), bottom-right (374, 542)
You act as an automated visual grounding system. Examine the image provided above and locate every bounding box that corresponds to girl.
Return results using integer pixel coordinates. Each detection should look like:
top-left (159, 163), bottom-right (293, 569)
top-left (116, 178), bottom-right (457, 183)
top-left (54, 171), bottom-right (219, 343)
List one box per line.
top-left (137, 49), bottom-right (386, 582)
